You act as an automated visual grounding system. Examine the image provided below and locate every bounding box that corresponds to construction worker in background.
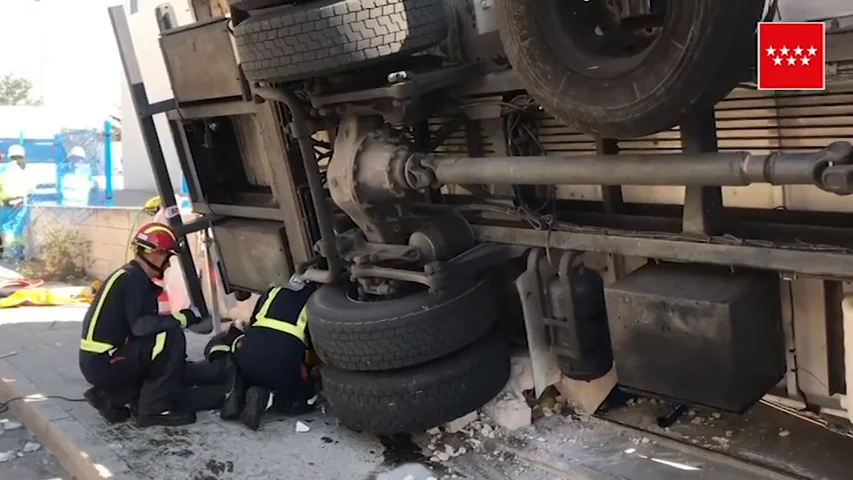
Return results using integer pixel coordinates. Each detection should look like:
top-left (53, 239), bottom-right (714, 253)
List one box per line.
top-left (79, 222), bottom-right (227, 428)
top-left (144, 195), bottom-right (161, 217)
top-left (204, 277), bottom-right (319, 430)
top-left (0, 145), bottom-right (32, 262)
top-left (59, 146), bottom-right (97, 206)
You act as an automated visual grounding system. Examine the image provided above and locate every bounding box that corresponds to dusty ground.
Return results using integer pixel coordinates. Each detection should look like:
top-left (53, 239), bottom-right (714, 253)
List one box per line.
top-left (1, 305), bottom-right (853, 479)
top-left (0, 411), bottom-right (68, 480)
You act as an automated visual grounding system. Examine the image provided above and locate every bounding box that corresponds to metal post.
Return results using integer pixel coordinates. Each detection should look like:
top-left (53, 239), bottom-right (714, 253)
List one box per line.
top-left (679, 110), bottom-right (723, 235)
top-left (202, 228), bottom-right (221, 335)
top-left (103, 120), bottom-right (114, 207)
top-left (595, 137), bottom-right (627, 281)
top-left (53, 134), bottom-right (63, 206)
top-left (108, 5), bottom-right (211, 326)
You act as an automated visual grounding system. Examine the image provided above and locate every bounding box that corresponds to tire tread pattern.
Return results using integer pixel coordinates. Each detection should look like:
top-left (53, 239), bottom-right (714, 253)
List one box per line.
top-left (234, 0), bottom-right (447, 82)
top-left (322, 333), bottom-right (510, 434)
top-left (307, 278), bottom-right (497, 371)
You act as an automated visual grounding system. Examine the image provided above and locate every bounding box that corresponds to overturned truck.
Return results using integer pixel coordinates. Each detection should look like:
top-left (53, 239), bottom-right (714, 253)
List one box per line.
top-left (113, 0), bottom-right (853, 435)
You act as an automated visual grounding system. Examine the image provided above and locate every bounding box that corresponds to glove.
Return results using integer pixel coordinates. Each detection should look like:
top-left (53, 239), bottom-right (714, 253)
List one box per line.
top-left (173, 307), bottom-right (202, 328)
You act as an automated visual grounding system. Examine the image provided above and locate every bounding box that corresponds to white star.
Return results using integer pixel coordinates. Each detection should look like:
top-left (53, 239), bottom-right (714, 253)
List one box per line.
top-left (787, 56), bottom-right (796, 66)
top-left (807, 46), bottom-right (817, 56)
top-left (780, 46), bottom-right (790, 56)
top-left (793, 46), bottom-right (803, 56)
top-left (801, 56), bottom-right (811, 66)
top-left (773, 56), bottom-right (782, 66)
top-left (765, 46), bottom-right (776, 56)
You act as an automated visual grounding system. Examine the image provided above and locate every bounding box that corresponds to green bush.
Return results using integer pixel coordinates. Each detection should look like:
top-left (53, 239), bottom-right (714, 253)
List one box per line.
top-left (20, 226), bottom-right (91, 282)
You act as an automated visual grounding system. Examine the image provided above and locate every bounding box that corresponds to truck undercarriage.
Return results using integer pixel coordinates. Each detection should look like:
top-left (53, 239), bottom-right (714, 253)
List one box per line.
top-left (113, 0), bottom-right (853, 463)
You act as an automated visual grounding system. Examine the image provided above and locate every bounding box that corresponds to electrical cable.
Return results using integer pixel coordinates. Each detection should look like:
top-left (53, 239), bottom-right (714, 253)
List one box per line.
top-left (0, 395), bottom-right (87, 415)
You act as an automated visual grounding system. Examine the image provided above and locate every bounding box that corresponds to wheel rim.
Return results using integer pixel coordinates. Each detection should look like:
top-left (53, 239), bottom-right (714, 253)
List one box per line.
top-left (534, 0), bottom-right (671, 80)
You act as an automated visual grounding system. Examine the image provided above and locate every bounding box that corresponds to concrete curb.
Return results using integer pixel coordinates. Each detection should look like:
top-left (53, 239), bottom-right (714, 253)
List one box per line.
top-left (0, 376), bottom-right (106, 480)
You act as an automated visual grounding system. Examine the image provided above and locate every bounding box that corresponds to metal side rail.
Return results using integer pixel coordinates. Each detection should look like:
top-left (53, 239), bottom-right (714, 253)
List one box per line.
top-left (108, 5), bottom-right (211, 329)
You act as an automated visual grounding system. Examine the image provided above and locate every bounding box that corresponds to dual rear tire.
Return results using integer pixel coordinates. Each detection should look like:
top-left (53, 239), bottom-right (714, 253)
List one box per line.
top-left (306, 278), bottom-right (509, 434)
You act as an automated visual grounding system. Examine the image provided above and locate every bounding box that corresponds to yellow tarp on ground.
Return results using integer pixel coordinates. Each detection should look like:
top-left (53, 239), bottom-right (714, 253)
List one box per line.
top-left (0, 281), bottom-right (95, 308)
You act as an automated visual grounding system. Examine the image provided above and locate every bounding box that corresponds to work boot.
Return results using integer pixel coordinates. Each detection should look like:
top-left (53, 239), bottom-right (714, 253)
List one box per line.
top-left (220, 360), bottom-right (245, 421)
top-left (83, 387), bottom-right (131, 424)
top-left (135, 410), bottom-right (196, 428)
top-left (240, 386), bottom-right (270, 431)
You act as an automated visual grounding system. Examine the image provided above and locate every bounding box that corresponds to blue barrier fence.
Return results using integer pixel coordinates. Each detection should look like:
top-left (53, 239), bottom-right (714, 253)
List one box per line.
top-left (1, 121), bottom-right (118, 207)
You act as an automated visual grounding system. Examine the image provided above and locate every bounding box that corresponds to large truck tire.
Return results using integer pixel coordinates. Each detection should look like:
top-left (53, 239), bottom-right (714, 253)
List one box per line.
top-left (322, 333), bottom-right (510, 434)
top-left (496, 0), bottom-right (767, 138)
top-left (233, 0), bottom-right (448, 83)
top-left (307, 277), bottom-right (497, 371)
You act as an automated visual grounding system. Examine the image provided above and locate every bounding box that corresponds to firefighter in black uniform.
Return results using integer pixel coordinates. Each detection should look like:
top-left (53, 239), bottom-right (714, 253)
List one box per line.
top-left (79, 222), bottom-right (218, 428)
top-left (204, 277), bottom-right (318, 430)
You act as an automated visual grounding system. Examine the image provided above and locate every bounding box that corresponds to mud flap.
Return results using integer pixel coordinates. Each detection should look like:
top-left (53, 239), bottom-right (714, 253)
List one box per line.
top-left (514, 249), bottom-right (561, 399)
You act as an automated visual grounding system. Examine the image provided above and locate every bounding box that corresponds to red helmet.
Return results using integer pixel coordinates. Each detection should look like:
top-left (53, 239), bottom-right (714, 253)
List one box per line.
top-left (132, 222), bottom-right (178, 255)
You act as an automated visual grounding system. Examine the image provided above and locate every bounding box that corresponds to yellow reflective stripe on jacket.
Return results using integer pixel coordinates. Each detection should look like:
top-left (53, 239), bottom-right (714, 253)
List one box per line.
top-left (79, 269), bottom-right (127, 354)
top-left (251, 287), bottom-right (308, 344)
top-left (151, 331), bottom-right (167, 360)
top-left (209, 344), bottom-right (231, 355)
top-left (172, 311), bottom-right (188, 327)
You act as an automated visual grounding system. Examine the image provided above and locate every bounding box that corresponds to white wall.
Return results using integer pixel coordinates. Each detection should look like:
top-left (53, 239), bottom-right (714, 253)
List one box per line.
top-left (120, 0), bottom-right (195, 192)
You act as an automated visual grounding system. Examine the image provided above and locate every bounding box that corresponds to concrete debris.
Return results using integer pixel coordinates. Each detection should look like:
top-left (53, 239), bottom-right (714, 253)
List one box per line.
top-left (509, 353), bottom-right (535, 394)
top-left (2, 421), bottom-right (22, 431)
top-left (640, 437), bottom-right (650, 444)
top-left (23, 442), bottom-right (41, 453)
top-left (403, 476), bottom-right (415, 480)
top-left (712, 413), bottom-right (721, 419)
top-left (445, 411), bottom-right (478, 433)
top-left (779, 429), bottom-right (790, 437)
top-left (295, 421), bottom-right (310, 433)
top-left (725, 430), bottom-right (734, 437)
top-left (426, 427), bottom-right (441, 436)
top-left (711, 436), bottom-right (730, 448)
top-left (690, 417), bottom-right (703, 425)
top-left (480, 423), bottom-right (494, 438)
top-left (482, 389), bottom-right (532, 431)
top-left (0, 450), bottom-right (14, 462)
top-left (436, 451), bottom-right (450, 462)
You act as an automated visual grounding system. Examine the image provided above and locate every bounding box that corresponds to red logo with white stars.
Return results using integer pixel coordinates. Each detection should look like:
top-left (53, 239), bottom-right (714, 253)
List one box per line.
top-left (757, 22), bottom-right (825, 91)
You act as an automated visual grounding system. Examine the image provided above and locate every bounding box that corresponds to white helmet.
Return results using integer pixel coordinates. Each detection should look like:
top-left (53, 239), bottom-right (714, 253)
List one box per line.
top-left (7, 144), bottom-right (25, 158)
top-left (68, 146), bottom-right (86, 158)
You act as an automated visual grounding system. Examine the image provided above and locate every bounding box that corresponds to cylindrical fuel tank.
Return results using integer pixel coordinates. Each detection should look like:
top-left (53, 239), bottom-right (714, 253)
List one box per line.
top-left (547, 263), bottom-right (613, 381)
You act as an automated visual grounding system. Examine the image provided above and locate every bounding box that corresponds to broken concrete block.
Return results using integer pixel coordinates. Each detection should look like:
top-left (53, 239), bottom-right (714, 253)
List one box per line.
top-left (2, 421), bottom-right (22, 431)
top-left (482, 391), bottom-right (532, 431)
top-left (23, 442), bottom-right (40, 453)
top-left (509, 353), bottom-right (535, 394)
top-left (0, 451), bottom-right (13, 462)
top-left (444, 411), bottom-right (477, 433)
top-left (295, 421), bottom-right (310, 433)
top-left (555, 366), bottom-right (618, 414)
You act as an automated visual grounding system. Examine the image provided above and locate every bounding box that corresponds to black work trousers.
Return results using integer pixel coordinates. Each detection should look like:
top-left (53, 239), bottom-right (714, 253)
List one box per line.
top-left (234, 328), bottom-right (314, 406)
top-left (81, 328), bottom-right (227, 415)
